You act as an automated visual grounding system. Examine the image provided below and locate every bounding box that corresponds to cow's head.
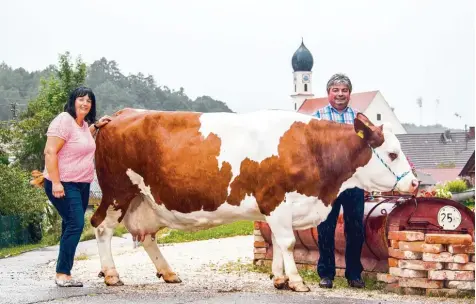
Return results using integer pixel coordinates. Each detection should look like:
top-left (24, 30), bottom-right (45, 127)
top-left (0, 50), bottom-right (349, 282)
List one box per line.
top-left (352, 113), bottom-right (419, 194)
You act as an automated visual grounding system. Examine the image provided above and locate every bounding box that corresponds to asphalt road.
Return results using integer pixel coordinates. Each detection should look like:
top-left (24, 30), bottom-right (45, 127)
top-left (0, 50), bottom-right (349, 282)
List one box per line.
top-left (0, 236), bottom-right (470, 304)
top-left (0, 286), bottom-right (444, 304)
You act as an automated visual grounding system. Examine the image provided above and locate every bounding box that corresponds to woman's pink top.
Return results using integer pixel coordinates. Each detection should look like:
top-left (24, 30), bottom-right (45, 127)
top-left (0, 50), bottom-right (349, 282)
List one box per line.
top-left (43, 112), bottom-right (96, 183)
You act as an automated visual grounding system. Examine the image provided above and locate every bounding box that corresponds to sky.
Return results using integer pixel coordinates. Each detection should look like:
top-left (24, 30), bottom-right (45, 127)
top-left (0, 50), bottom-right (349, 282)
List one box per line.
top-left (1, 0), bottom-right (474, 129)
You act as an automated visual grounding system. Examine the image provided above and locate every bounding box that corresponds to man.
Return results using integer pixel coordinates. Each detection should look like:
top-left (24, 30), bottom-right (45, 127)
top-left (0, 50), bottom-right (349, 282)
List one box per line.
top-left (314, 73), bottom-right (365, 289)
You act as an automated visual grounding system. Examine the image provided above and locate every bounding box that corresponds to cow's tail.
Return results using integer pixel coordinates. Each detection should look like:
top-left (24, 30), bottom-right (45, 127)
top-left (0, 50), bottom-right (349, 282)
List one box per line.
top-left (30, 170), bottom-right (45, 188)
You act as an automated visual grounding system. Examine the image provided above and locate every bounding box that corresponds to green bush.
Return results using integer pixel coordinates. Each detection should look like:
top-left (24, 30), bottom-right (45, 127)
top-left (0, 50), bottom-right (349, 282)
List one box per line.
top-left (444, 179), bottom-right (468, 194)
top-left (463, 197), bottom-right (475, 211)
top-left (0, 164), bottom-right (48, 228)
top-left (0, 151), bottom-right (8, 165)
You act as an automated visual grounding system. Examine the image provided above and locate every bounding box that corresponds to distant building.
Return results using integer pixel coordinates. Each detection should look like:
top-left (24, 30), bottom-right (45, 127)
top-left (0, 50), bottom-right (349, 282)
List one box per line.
top-left (396, 128), bottom-right (475, 184)
top-left (290, 39), bottom-right (315, 112)
top-left (289, 40), bottom-right (407, 134)
top-left (459, 150), bottom-right (475, 186)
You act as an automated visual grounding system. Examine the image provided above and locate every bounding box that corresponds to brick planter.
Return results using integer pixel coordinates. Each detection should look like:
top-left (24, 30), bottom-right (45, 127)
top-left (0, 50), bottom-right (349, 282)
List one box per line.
top-left (378, 231), bottom-right (475, 297)
top-left (253, 225), bottom-right (474, 297)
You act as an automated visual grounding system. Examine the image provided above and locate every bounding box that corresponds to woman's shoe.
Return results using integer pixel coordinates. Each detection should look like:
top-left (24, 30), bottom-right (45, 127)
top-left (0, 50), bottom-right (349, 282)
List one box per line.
top-left (55, 278), bottom-right (83, 287)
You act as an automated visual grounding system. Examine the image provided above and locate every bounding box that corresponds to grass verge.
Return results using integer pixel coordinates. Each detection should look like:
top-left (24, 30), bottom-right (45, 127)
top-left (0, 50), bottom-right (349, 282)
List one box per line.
top-left (1, 220), bottom-right (253, 259)
top-left (0, 234), bottom-right (58, 259)
top-left (212, 261), bottom-right (386, 291)
top-left (157, 220), bottom-right (254, 244)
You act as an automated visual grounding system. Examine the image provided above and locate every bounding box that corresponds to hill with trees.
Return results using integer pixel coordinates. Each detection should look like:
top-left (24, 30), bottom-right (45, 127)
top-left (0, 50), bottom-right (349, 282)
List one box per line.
top-left (0, 56), bottom-right (232, 121)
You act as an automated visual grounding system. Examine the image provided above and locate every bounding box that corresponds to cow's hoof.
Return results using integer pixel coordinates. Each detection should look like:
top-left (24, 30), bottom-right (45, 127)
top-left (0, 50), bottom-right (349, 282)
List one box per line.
top-left (288, 281), bottom-right (310, 292)
top-left (98, 271), bottom-right (105, 278)
top-left (105, 276), bottom-right (124, 286)
top-left (157, 272), bottom-right (182, 283)
top-left (273, 276), bottom-right (289, 290)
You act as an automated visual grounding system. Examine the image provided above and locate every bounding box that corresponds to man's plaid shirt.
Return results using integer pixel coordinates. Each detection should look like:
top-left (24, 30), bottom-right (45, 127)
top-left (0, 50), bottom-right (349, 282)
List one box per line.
top-left (313, 104), bottom-right (359, 125)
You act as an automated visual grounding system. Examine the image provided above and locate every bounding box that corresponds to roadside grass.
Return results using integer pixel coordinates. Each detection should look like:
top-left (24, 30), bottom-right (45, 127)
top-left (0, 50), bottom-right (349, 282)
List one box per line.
top-left (1, 219), bottom-right (253, 259)
top-left (0, 211), bottom-right (128, 259)
top-left (156, 220), bottom-right (253, 244)
top-left (74, 252), bottom-right (89, 261)
top-left (211, 261), bottom-right (386, 291)
top-left (0, 234), bottom-right (58, 259)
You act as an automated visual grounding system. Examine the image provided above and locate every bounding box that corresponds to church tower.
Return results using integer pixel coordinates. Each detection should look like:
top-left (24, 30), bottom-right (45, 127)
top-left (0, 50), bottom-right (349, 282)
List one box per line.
top-left (290, 39), bottom-right (314, 111)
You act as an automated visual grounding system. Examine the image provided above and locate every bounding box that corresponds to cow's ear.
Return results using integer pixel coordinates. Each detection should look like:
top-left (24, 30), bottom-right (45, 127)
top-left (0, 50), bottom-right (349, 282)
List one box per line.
top-left (355, 112), bottom-right (374, 127)
top-left (354, 116), bottom-right (372, 140)
top-left (354, 114), bottom-right (385, 147)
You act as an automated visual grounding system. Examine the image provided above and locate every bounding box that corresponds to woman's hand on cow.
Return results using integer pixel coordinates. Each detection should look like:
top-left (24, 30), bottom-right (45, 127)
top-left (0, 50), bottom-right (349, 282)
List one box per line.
top-left (52, 182), bottom-right (65, 198)
top-left (95, 115), bottom-right (113, 128)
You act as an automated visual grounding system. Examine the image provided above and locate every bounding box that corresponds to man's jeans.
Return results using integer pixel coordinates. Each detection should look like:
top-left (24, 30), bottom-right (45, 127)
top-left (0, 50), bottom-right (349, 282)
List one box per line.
top-left (44, 178), bottom-right (90, 275)
top-left (317, 187), bottom-right (365, 281)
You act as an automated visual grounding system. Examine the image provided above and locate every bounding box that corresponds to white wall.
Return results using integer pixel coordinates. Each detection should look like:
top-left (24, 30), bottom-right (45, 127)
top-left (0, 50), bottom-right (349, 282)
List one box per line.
top-left (364, 92), bottom-right (407, 134)
top-left (291, 95), bottom-right (308, 111)
top-left (291, 71), bottom-right (314, 111)
top-left (292, 71), bottom-right (313, 95)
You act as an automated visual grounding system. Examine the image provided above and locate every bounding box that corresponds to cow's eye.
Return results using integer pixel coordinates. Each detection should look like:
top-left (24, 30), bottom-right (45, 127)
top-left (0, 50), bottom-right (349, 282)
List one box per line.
top-left (389, 153), bottom-right (398, 161)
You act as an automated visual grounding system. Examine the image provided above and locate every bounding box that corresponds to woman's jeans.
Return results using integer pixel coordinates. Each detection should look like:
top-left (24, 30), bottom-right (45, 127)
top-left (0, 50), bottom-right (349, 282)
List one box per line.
top-left (44, 178), bottom-right (90, 275)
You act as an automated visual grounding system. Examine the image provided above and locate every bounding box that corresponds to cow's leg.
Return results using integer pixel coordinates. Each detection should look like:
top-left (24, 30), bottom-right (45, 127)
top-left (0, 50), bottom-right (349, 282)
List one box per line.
top-left (265, 205), bottom-right (309, 292)
top-left (271, 233), bottom-right (288, 289)
top-left (94, 204), bottom-right (124, 286)
top-left (142, 234), bottom-right (182, 283)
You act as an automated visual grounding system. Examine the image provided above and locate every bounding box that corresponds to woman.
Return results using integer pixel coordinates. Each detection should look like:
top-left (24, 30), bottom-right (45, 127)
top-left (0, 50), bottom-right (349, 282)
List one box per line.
top-left (42, 86), bottom-right (111, 287)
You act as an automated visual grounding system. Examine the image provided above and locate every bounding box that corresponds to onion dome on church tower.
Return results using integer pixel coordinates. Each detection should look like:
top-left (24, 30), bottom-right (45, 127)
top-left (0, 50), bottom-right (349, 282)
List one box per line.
top-left (291, 39), bottom-right (313, 72)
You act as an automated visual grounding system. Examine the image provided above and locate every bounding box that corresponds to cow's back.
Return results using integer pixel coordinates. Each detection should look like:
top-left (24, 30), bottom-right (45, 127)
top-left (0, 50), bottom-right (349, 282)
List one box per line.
top-left (94, 109), bottom-right (314, 219)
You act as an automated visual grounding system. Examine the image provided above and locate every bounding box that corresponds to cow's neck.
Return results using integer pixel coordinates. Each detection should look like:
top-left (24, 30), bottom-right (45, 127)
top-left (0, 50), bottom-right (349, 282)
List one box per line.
top-left (305, 120), bottom-right (371, 205)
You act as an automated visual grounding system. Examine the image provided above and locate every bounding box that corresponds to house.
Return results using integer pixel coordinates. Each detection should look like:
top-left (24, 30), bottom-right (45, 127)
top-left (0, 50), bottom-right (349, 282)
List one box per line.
top-left (396, 128), bottom-right (475, 184)
top-left (297, 90), bottom-right (407, 134)
top-left (459, 151), bottom-right (475, 186)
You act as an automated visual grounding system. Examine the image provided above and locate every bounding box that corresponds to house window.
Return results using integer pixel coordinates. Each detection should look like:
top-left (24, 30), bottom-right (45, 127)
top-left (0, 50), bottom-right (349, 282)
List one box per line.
top-left (304, 84), bottom-right (308, 92)
top-left (377, 114), bottom-right (381, 121)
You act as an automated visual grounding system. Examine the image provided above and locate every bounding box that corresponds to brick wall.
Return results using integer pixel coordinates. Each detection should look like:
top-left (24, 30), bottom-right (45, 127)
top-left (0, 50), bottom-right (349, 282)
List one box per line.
top-left (378, 231), bottom-right (475, 297)
top-left (253, 224), bottom-right (474, 297)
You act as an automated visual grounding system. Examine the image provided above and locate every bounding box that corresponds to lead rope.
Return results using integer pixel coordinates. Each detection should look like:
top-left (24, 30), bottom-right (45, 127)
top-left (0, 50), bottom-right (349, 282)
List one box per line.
top-left (371, 147), bottom-right (410, 191)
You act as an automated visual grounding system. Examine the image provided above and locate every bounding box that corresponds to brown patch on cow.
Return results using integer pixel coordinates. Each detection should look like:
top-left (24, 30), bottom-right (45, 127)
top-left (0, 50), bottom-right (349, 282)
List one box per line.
top-left (91, 109), bottom-right (233, 227)
top-left (91, 109), bottom-right (380, 227)
top-left (226, 118), bottom-right (374, 215)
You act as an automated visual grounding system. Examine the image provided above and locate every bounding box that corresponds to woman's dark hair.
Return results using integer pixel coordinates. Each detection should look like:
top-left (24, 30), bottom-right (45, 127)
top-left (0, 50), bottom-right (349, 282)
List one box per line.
top-left (64, 86), bottom-right (97, 124)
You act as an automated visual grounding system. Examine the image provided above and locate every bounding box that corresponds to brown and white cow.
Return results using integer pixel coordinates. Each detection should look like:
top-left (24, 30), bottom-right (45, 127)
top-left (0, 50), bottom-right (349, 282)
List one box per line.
top-left (90, 108), bottom-right (418, 292)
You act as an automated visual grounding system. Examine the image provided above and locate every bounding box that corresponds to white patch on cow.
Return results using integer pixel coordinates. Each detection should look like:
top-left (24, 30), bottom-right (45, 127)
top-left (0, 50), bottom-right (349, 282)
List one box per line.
top-left (350, 127), bottom-right (418, 194)
top-left (198, 110), bottom-right (314, 195)
top-left (286, 191), bottom-right (333, 229)
top-left (95, 204), bottom-right (122, 273)
top-left (125, 167), bottom-right (334, 234)
top-left (265, 199), bottom-right (301, 284)
top-left (126, 168), bottom-right (156, 204)
top-left (125, 170), bottom-right (265, 231)
top-left (122, 195), bottom-right (163, 236)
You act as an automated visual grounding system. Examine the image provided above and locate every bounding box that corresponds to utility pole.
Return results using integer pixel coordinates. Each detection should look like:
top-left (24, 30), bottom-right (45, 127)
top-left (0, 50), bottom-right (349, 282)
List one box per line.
top-left (416, 97), bottom-right (423, 126)
top-left (435, 99), bottom-right (440, 125)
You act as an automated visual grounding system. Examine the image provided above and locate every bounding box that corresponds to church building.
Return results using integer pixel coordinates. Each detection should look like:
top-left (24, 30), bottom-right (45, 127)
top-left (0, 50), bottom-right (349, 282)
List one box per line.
top-left (290, 40), bottom-right (407, 135)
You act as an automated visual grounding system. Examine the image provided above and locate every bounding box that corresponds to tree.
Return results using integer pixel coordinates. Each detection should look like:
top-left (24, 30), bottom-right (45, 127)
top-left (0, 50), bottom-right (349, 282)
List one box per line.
top-left (8, 52), bottom-right (86, 171)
